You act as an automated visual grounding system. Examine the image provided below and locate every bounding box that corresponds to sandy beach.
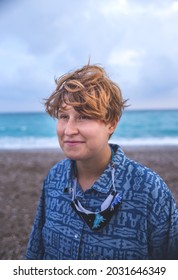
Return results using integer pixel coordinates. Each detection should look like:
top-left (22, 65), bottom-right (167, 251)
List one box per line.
top-left (0, 146), bottom-right (178, 260)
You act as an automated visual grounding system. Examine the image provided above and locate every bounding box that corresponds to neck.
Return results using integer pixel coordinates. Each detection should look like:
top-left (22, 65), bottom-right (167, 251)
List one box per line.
top-left (75, 146), bottom-right (112, 191)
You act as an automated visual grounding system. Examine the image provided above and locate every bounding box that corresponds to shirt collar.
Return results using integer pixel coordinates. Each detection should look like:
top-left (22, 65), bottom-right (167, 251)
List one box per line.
top-left (68, 144), bottom-right (125, 194)
top-left (65, 144), bottom-right (126, 194)
top-left (90, 144), bottom-right (125, 194)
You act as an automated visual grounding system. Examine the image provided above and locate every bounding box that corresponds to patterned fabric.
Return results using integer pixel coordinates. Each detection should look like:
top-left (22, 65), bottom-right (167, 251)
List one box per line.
top-left (25, 144), bottom-right (178, 260)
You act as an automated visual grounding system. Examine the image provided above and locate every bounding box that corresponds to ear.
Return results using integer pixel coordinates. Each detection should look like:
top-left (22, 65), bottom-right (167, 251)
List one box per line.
top-left (108, 117), bottom-right (119, 134)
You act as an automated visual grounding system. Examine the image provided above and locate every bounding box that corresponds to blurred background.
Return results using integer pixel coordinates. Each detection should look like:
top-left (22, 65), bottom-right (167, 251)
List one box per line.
top-left (0, 0), bottom-right (178, 112)
top-left (0, 0), bottom-right (178, 148)
top-left (0, 0), bottom-right (178, 259)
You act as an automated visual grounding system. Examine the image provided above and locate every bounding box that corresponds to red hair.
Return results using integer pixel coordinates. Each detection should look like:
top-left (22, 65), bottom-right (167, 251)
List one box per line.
top-left (45, 64), bottom-right (127, 124)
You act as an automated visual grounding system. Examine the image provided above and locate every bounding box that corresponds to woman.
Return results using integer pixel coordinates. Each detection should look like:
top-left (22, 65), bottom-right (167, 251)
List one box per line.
top-left (25, 64), bottom-right (178, 260)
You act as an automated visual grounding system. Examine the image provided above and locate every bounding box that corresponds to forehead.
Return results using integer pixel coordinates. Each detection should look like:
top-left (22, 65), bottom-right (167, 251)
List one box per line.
top-left (58, 105), bottom-right (77, 113)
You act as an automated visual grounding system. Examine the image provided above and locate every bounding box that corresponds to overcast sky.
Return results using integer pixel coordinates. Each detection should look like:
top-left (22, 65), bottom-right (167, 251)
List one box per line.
top-left (0, 0), bottom-right (178, 112)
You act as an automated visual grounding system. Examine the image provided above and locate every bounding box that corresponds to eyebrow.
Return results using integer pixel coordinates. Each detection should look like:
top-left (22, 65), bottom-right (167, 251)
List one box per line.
top-left (58, 107), bottom-right (68, 113)
top-left (58, 109), bottom-right (65, 113)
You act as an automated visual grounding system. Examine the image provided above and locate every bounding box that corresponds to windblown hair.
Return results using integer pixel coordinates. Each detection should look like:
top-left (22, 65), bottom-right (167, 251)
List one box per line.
top-left (45, 64), bottom-right (127, 124)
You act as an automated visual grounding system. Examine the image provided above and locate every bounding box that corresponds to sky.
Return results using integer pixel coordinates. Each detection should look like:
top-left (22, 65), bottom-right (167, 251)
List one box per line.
top-left (0, 0), bottom-right (178, 112)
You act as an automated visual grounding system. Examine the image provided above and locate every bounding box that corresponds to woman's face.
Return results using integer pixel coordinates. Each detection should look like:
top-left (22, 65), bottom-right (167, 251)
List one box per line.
top-left (56, 105), bottom-right (116, 162)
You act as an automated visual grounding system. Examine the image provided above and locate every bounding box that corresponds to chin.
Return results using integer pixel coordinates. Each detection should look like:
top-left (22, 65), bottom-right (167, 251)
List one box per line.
top-left (64, 152), bottom-right (82, 161)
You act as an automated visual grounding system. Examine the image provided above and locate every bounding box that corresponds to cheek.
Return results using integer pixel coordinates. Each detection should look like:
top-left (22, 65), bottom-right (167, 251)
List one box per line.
top-left (56, 122), bottom-right (63, 138)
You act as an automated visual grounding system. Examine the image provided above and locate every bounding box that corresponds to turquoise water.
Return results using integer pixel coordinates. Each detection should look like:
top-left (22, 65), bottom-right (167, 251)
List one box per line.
top-left (0, 110), bottom-right (178, 149)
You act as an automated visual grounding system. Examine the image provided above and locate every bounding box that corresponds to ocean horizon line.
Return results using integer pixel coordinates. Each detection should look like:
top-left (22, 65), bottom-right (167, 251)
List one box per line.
top-left (1, 110), bottom-right (178, 148)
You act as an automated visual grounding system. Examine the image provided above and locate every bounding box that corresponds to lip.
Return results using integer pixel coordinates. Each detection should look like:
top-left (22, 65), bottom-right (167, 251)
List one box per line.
top-left (64, 141), bottom-right (85, 146)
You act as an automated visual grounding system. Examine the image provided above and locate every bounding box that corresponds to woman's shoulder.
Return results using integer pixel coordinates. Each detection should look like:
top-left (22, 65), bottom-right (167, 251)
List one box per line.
top-left (115, 145), bottom-right (172, 199)
top-left (126, 154), bottom-right (168, 192)
top-left (44, 158), bottom-right (71, 183)
top-left (117, 148), bottom-right (176, 218)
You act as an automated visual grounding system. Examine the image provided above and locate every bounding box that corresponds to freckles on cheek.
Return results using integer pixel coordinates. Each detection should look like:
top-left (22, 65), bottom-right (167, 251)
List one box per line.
top-left (56, 127), bottom-right (63, 138)
top-left (56, 122), bottom-right (61, 134)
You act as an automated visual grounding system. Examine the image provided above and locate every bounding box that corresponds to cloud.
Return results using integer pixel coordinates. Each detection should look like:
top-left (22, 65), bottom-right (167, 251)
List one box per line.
top-left (0, 0), bottom-right (178, 111)
top-left (100, 0), bottom-right (178, 18)
top-left (99, 0), bottom-right (146, 17)
top-left (152, 1), bottom-right (178, 18)
top-left (108, 49), bottom-right (145, 67)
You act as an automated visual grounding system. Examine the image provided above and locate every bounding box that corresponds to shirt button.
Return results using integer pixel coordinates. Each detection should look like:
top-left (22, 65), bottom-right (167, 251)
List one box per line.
top-left (74, 234), bottom-right (78, 239)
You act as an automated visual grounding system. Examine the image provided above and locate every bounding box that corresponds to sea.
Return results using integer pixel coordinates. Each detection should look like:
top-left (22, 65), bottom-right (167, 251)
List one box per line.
top-left (0, 110), bottom-right (178, 149)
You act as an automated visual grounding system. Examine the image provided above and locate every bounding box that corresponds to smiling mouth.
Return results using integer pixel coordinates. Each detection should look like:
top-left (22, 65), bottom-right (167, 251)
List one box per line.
top-left (64, 141), bottom-right (84, 146)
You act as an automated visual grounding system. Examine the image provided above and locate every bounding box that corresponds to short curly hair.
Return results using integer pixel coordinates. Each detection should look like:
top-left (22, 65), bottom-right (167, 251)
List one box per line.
top-left (45, 64), bottom-right (127, 124)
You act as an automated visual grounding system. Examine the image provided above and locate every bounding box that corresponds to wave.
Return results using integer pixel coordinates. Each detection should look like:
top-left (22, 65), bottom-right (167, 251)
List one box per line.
top-left (0, 137), bottom-right (59, 149)
top-left (0, 136), bottom-right (178, 149)
top-left (110, 137), bottom-right (178, 146)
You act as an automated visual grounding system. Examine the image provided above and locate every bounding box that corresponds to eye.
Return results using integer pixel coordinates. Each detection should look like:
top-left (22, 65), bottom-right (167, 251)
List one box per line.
top-left (78, 115), bottom-right (91, 120)
top-left (58, 114), bottom-right (68, 120)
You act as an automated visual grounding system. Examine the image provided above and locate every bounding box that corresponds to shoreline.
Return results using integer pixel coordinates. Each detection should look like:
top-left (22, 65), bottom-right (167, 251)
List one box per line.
top-left (0, 146), bottom-right (178, 259)
top-left (1, 143), bottom-right (178, 151)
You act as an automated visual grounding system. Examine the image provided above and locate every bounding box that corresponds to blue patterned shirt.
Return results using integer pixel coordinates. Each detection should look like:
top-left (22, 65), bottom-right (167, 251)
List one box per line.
top-left (25, 144), bottom-right (178, 260)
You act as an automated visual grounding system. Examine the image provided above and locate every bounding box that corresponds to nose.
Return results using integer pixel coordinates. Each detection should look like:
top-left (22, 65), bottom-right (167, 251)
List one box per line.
top-left (64, 119), bottom-right (79, 136)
